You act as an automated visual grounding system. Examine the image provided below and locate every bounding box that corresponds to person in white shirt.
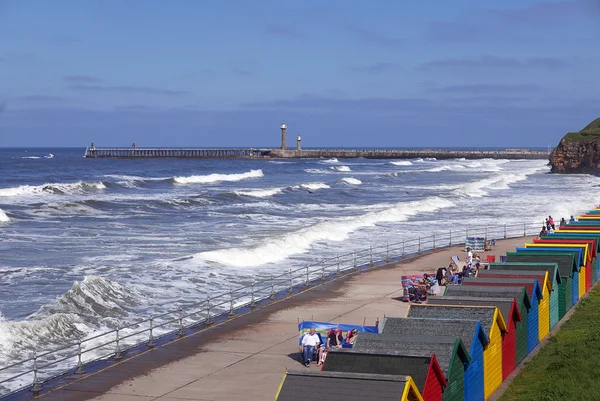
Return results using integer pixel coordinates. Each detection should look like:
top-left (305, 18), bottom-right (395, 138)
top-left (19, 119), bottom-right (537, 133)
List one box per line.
top-left (466, 247), bottom-right (473, 266)
top-left (301, 327), bottom-right (321, 367)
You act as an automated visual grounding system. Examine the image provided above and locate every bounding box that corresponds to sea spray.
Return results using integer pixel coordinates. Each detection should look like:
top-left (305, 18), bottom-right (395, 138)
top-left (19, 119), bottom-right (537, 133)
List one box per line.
top-left (174, 169), bottom-right (264, 184)
top-left (194, 197), bottom-right (455, 267)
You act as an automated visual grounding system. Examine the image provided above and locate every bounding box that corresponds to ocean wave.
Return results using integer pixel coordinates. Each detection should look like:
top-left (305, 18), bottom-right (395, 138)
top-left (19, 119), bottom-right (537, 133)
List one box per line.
top-left (426, 164), bottom-right (467, 173)
top-left (194, 197), bottom-right (455, 267)
top-left (390, 161), bottom-right (413, 166)
top-left (173, 169), bottom-right (263, 184)
top-left (320, 158), bottom-right (339, 164)
top-left (330, 165), bottom-right (351, 172)
top-left (304, 168), bottom-right (328, 174)
top-left (0, 181), bottom-right (106, 197)
top-left (425, 158), bottom-right (436, 161)
top-left (21, 156), bottom-right (41, 159)
top-left (0, 208), bottom-right (9, 223)
top-left (295, 182), bottom-right (331, 191)
top-left (235, 188), bottom-right (283, 198)
top-left (164, 198), bottom-right (212, 207)
top-left (454, 166), bottom-right (547, 197)
top-left (341, 177), bottom-right (362, 185)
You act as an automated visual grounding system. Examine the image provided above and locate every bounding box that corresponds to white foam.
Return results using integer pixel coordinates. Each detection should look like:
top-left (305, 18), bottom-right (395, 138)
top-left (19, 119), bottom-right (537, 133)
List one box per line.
top-left (298, 182), bottom-right (331, 190)
top-left (304, 168), bottom-right (328, 174)
top-left (330, 165), bottom-right (351, 172)
top-left (0, 208), bottom-right (9, 222)
top-left (426, 164), bottom-right (467, 172)
top-left (341, 177), bottom-right (362, 185)
top-left (173, 169), bottom-right (263, 184)
top-left (235, 188), bottom-right (283, 198)
top-left (194, 197), bottom-right (455, 267)
top-left (390, 161), bottom-right (413, 166)
top-left (21, 156), bottom-right (41, 159)
top-left (0, 182), bottom-right (106, 197)
top-left (425, 158), bottom-right (436, 161)
top-left (320, 158), bottom-right (339, 164)
top-left (455, 166), bottom-right (547, 197)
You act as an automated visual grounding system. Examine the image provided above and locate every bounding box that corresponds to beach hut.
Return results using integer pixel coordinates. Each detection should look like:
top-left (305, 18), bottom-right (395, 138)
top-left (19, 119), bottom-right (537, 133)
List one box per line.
top-left (275, 371), bottom-right (424, 401)
top-left (382, 318), bottom-right (488, 401)
top-left (486, 263), bottom-right (561, 329)
top-left (427, 297), bottom-right (521, 381)
top-left (353, 334), bottom-right (470, 401)
top-left (533, 239), bottom-right (596, 290)
top-left (549, 232), bottom-right (600, 283)
top-left (444, 286), bottom-right (531, 366)
top-left (461, 278), bottom-right (543, 353)
top-left (407, 305), bottom-right (507, 400)
top-left (505, 252), bottom-right (576, 316)
top-left (524, 243), bottom-right (590, 296)
top-left (322, 349), bottom-right (446, 401)
top-left (515, 247), bottom-right (584, 304)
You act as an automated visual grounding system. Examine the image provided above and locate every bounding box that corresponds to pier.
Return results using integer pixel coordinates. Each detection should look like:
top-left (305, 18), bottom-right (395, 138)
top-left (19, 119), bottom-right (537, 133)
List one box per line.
top-left (84, 147), bottom-right (550, 160)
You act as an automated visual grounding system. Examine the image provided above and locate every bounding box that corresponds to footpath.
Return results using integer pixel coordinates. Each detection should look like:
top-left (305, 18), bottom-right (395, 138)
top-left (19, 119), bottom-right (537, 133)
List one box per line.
top-left (39, 237), bottom-right (531, 401)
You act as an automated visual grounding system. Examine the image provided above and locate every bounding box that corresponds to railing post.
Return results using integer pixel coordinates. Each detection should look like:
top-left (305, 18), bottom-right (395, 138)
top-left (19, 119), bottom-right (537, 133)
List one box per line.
top-left (449, 230), bottom-right (452, 246)
top-left (484, 227), bottom-right (488, 244)
top-left (353, 251), bottom-right (357, 269)
top-left (74, 340), bottom-right (85, 374)
top-left (337, 255), bottom-right (340, 274)
top-left (305, 265), bottom-right (309, 286)
top-left (433, 233), bottom-right (436, 249)
top-left (369, 246), bottom-right (373, 267)
top-left (386, 243), bottom-right (390, 263)
top-left (147, 315), bottom-right (155, 348)
top-left (402, 240), bottom-right (405, 258)
top-left (31, 351), bottom-right (42, 394)
top-left (504, 224), bottom-right (507, 239)
top-left (270, 275), bottom-right (275, 299)
top-left (229, 290), bottom-right (235, 316)
top-left (418, 236), bottom-right (421, 254)
top-left (178, 306), bottom-right (185, 337)
top-left (205, 296), bottom-right (212, 324)
top-left (321, 259), bottom-right (326, 279)
top-left (288, 269), bottom-right (293, 293)
top-left (114, 328), bottom-right (123, 360)
top-left (523, 223), bottom-right (526, 237)
top-left (250, 279), bottom-right (256, 307)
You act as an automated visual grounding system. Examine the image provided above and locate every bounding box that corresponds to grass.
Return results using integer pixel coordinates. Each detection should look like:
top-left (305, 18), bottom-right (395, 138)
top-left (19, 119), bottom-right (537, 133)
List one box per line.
top-left (499, 285), bottom-right (600, 401)
top-left (561, 118), bottom-right (600, 143)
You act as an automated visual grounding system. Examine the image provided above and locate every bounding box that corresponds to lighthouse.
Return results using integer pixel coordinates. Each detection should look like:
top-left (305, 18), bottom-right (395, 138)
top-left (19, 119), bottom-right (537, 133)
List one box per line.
top-left (296, 135), bottom-right (302, 150)
top-left (280, 122), bottom-right (287, 150)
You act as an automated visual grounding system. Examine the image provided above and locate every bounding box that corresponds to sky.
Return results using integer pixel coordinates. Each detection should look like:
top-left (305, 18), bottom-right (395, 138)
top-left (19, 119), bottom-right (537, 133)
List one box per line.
top-left (0, 0), bottom-right (599, 148)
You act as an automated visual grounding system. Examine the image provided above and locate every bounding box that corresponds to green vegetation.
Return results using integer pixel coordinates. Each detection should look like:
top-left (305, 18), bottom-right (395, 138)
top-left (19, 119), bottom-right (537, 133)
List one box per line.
top-left (562, 118), bottom-right (600, 142)
top-left (499, 285), bottom-right (600, 401)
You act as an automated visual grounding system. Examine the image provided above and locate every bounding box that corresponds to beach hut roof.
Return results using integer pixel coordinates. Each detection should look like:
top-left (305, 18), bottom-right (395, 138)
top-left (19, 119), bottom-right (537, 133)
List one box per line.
top-left (407, 304), bottom-right (508, 337)
top-left (461, 277), bottom-right (544, 301)
top-left (445, 285), bottom-right (532, 310)
top-left (478, 269), bottom-right (553, 291)
top-left (427, 296), bottom-right (522, 324)
top-left (505, 252), bottom-right (577, 277)
top-left (354, 333), bottom-right (471, 376)
top-left (276, 371), bottom-right (422, 401)
top-left (322, 348), bottom-right (447, 390)
top-left (383, 317), bottom-right (489, 350)
top-left (488, 262), bottom-right (562, 285)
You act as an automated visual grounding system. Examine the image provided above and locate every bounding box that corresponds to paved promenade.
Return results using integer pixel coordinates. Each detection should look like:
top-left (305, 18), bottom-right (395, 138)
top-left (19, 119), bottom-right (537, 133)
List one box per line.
top-left (40, 237), bottom-right (531, 401)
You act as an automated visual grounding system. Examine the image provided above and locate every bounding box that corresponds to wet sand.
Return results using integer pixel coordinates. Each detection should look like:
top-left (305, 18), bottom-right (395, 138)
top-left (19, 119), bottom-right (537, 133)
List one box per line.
top-left (38, 237), bottom-right (532, 401)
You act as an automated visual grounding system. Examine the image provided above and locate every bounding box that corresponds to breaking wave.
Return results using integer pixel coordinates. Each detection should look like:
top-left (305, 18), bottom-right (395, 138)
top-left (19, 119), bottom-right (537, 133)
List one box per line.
top-left (294, 182), bottom-right (331, 191)
top-left (173, 169), bottom-right (264, 184)
top-left (320, 158), bottom-right (339, 164)
top-left (341, 177), bottom-right (362, 185)
top-left (235, 188), bottom-right (283, 198)
top-left (0, 208), bottom-right (9, 222)
top-left (194, 197), bottom-right (455, 267)
top-left (390, 161), bottom-right (413, 166)
top-left (21, 156), bottom-right (41, 159)
top-left (330, 165), bottom-right (351, 172)
top-left (0, 182), bottom-right (106, 197)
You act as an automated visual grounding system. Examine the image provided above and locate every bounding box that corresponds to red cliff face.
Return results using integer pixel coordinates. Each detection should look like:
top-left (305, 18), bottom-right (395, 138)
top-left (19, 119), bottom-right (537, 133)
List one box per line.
top-left (550, 118), bottom-right (600, 174)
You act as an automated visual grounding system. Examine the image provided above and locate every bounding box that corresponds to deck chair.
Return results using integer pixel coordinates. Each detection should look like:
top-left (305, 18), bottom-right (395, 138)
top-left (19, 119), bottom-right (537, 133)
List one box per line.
top-left (451, 256), bottom-right (460, 267)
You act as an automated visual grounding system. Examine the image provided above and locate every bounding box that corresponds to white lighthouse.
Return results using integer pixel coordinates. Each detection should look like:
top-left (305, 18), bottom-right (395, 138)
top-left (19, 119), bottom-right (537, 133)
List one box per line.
top-left (280, 122), bottom-right (287, 150)
top-left (296, 135), bottom-right (302, 150)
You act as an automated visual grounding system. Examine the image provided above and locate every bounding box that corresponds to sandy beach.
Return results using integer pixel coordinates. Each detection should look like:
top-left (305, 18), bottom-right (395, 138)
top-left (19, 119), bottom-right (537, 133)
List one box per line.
top-left (24, 235), bottom-right (531, 401)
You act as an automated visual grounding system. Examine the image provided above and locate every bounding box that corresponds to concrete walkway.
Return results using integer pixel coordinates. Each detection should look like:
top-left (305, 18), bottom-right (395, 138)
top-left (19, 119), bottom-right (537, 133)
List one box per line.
top-left (41, 237), bottom-right (531, 401)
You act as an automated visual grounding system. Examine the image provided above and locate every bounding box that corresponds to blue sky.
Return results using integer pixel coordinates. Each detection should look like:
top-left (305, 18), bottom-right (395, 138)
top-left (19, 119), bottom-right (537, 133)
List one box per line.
top-left (0, 0), bottom-right (599, 147)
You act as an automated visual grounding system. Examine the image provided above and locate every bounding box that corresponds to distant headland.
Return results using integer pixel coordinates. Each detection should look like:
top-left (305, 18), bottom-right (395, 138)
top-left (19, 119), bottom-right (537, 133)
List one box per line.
top-left (550, 118), bottom-right (600, 174)
top-left (84, 122), bottom-right (550, 160)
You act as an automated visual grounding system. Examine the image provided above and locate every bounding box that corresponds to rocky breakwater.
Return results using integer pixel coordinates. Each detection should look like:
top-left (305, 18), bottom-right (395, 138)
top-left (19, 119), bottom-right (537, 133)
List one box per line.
top-left (550, 118), bottom-right (600, 174)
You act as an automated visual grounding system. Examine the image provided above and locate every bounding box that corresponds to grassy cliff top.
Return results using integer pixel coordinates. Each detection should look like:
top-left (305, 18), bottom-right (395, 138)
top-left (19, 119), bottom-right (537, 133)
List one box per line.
top-left (562, 117), bottom-right (600, 142)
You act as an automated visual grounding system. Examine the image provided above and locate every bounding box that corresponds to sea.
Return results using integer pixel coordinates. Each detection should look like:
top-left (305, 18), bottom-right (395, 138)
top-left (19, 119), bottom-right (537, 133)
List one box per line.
top-left (1, 148), bottom-right (599, 388)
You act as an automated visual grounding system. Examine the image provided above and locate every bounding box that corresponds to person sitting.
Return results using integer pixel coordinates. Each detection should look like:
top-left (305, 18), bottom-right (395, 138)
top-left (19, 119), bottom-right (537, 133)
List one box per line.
top-left (560, 217), bottom-right (566, 227)
top-left (346, 328), bottom-right (358, 345)
top-left (327, 327), bottom-right (344, 350)
top-left (436, 267), bottom-right (447, 286)
top-left (405, 277), bottom-right (427, 302)
top-left (301, 327), bottom-right (322, 367)
top-left (539, 225), bottom-right (547, 238)
top-left (570, 215), bottom-right (575, 222)
top-left (447, 263), bottom-right (460, 285)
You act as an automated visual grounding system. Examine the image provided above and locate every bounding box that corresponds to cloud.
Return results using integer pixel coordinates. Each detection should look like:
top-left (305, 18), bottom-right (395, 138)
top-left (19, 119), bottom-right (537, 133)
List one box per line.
top-left (343, 24), bottom-right (404, 47)
top-left (420, 55), bottom-right (568, 70)
top-left (63, 75), bottom-right (103, 84)
top-left (430, 84), bottom-right (543, 94)
top-left (68, 84), bottom-right (190, 96)
top-left (232, 68), bottom-right (256, 77)
top-left (425, 22), bottom-right (482, 43)
top-left (493, 0), bottom-right (596, 25)
top-left (264, 23), bottom-right (301, 38)
top-left (352, 62), bottom-right (401, 74)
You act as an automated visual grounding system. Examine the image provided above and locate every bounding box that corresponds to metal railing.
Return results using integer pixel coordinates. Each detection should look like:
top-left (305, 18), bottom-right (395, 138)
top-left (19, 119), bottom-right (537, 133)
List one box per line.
top-left (0, 222), bottom-right (540, 397)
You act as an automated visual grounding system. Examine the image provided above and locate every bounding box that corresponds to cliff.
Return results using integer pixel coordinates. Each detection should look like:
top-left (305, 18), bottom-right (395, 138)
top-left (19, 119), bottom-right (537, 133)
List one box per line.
top-left (550, 118), bottom-right (600, 174)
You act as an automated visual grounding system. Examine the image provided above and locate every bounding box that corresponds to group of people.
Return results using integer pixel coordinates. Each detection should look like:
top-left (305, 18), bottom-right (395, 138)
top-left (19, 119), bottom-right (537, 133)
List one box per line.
top-left (437, 247), bottom-right (480, 286)
top-left (539, 215), bottom-right (574, 237)
top-left (300, 326), bottom-right (358, 367)
top-left (404, 273), bottom-right (436, 303)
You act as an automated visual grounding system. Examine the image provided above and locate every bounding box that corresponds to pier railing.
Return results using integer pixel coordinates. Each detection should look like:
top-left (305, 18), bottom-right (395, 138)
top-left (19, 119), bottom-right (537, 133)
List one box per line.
top-left (0, 222), bottom-right (541, 397)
